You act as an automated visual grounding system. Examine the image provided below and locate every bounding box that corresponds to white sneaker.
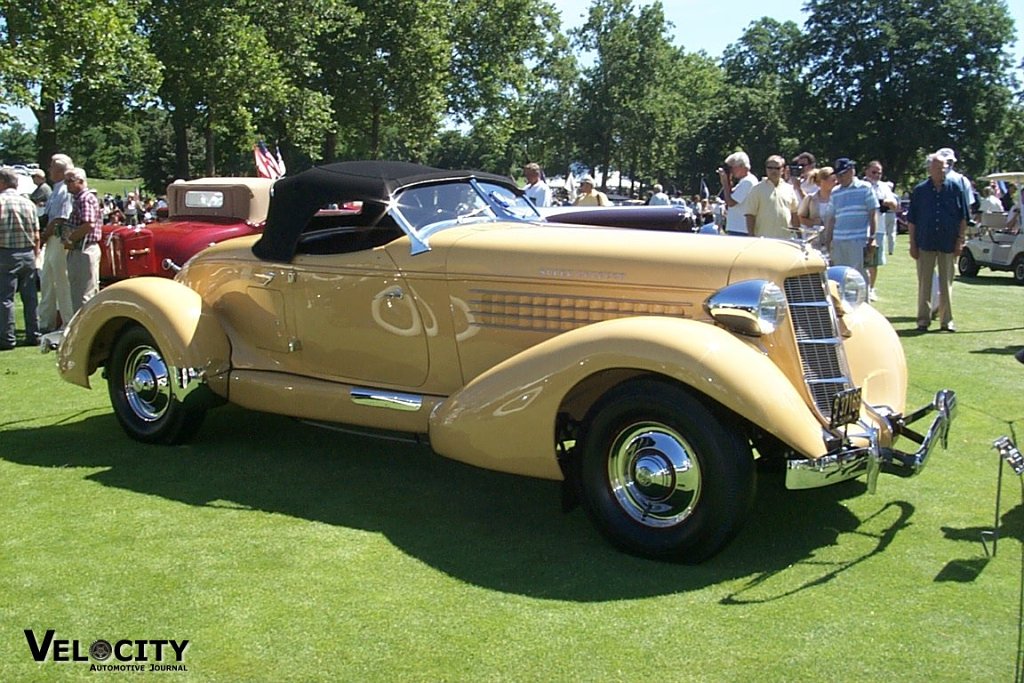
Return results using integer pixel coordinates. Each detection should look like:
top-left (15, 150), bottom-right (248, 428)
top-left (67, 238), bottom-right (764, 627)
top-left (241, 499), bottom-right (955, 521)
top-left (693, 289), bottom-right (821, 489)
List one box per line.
top-left (869, 288), bottom-right (878, 302)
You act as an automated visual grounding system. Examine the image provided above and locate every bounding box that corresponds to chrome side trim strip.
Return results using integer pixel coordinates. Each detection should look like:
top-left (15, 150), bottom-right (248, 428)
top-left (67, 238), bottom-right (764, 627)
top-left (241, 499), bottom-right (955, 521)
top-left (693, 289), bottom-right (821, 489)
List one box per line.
top-left (350, 388), bottom-right (423, 412)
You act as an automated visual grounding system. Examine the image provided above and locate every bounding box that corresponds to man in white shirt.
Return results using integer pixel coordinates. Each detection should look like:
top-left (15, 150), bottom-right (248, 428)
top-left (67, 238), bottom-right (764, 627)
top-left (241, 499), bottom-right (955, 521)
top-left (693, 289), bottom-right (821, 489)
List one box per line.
top-left (38, 153), bottom-right (75, 331)
top-left (647, 184), bottom-right (670, 205)
top-left (718, 151), bottom-right (756, 235)
top-left (522, 163), bottom-right (551, 208)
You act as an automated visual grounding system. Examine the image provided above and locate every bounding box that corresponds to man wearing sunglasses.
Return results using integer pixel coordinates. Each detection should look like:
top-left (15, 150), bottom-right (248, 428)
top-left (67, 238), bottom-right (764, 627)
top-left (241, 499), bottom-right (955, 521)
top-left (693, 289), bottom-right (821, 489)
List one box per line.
top-left (743, 155), bottom-right (800, 238)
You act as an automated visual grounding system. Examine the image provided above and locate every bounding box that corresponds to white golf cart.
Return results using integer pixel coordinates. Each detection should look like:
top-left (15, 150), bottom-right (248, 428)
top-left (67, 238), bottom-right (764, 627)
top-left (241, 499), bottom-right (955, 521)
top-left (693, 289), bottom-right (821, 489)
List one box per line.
top-left (958, 171), bottom-right (1024, 285)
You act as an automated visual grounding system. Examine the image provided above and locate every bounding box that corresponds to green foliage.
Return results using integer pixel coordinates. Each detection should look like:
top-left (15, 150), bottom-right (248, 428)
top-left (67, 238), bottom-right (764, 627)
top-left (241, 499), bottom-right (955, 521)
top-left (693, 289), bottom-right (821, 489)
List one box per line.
top-left (803, 0), bottom-right (1017, 183)
top-left (1, 0), bottom-right (1022, 186)
top-left (58, 119), bottom-right (143, 180)
top-left (0, 0), bottom-right (161, 162)
top-left (0, 122), bottom-right (36, 163)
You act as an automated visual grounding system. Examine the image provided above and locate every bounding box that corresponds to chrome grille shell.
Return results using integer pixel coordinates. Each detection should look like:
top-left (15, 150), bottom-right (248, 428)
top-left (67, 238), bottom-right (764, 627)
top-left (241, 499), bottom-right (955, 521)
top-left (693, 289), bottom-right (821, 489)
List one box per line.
top-left (783, 273), bottom-right (854, 423)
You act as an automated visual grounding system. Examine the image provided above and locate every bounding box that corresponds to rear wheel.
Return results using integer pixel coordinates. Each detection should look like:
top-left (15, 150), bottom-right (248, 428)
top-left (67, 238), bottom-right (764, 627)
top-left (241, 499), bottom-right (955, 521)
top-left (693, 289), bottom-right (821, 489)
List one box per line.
top-left (957, 249), bottom-right (979, 277)
top-left (1013, 255), bottom-right (1024, 285)
top-left (579, 378), bottom-right (754, 562)
top-left (107, 325), bottom-right (206, 444)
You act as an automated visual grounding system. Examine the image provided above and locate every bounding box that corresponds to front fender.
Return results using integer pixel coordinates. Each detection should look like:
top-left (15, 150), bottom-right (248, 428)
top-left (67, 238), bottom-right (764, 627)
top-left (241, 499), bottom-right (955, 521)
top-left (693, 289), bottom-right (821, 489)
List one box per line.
top-left (58, 278), bottom-right (230, 396)
top-left (429, 316), bottom-right (823, 480)
top-left (842, 303), bottom-right (907, 414)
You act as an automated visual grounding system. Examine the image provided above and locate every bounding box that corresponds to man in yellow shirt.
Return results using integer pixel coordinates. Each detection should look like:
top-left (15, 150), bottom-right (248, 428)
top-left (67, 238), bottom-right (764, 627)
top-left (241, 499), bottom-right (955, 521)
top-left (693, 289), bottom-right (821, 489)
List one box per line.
top-left (743, 155), bottom-right (799, 238)
top-left (574, 176), bottom-right (611, 207)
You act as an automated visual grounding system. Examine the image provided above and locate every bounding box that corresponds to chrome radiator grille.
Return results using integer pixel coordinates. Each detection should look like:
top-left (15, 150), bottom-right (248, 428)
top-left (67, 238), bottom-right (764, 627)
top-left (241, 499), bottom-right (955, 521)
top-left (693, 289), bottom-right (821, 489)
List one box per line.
top-left (783, 273), bottom-right (853, 422)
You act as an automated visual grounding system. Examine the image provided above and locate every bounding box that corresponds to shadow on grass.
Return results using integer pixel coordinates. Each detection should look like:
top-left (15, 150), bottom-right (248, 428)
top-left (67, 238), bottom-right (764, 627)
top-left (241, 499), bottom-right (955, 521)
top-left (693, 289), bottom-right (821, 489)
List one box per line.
top-left (2, 406), bottom-right (916, 602)
top-left (956, 274), bottom-right (1021, 287)
top-left (971, 345), bottom-right (1024, 357)
top-left (935, 502), bottom-right (1024, 582)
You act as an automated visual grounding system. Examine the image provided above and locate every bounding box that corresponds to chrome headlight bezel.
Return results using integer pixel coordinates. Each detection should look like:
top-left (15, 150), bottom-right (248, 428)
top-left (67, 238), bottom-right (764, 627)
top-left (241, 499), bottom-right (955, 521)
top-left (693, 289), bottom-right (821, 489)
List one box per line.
top-left (703, 280), bottom-right (788, 336)
top-left (827, 266), bottom-right (868, 310)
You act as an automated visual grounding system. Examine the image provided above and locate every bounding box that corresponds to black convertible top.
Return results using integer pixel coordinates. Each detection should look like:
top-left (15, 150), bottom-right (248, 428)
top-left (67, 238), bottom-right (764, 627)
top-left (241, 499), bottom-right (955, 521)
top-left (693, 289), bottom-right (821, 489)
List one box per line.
top-left (252, 160), bottom-right (514, 262)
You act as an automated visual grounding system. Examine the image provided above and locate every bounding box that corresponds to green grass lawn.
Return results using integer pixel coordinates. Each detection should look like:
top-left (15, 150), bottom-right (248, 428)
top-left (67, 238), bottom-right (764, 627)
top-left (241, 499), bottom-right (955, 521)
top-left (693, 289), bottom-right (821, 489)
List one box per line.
top-left (1, 243), bottom-right (1022, 681)
top-left (88, 178), bottom-right (145, 200)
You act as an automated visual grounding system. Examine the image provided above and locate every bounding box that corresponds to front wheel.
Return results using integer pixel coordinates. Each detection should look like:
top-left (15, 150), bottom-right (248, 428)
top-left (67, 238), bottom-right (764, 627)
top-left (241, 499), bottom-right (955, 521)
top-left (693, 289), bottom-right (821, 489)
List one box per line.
top-left (107, 325), bottom-right (206, 444)
top-left (579, 379), bottom-right (754, 562)
top-left (957, 249), bottom-right (979, 277)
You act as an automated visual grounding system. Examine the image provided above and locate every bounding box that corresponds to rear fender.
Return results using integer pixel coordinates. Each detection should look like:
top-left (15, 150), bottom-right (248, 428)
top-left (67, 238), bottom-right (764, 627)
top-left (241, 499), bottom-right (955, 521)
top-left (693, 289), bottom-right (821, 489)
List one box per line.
top-left (58, 278), bottom-right (230, 396)
top-left (429, 316), bottom-right (823, 479)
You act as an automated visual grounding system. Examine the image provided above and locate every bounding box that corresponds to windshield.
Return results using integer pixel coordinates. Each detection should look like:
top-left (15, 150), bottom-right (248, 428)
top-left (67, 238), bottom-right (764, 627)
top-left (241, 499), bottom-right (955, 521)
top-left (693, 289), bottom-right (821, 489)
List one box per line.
top-left (389, 179), bottom-right (541, 253)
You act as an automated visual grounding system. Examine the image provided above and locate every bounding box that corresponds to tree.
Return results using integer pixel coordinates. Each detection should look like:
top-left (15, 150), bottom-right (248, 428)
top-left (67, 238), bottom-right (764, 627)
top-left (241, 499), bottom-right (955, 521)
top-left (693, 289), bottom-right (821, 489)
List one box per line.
top-left (315, 0), bottom-right (451, 162)
top-left (249, 0), bottom-right (354, 165)
top-left (0, 122), bottom-right (37, 164)
top-left (447, 0), bottom-right (575, 175)
top-left (693, 18), bottom-right (807, 181)
top-left (803, 0), bottom-right (1017, 184)
top-left (58, 118), bottom-right (144, 180)
top-left (0, 1), bottom-right (160, 166)
top-left (573, 0), bottom-right (686, 193)
top-left (145, 0), bottom-right (294, 177)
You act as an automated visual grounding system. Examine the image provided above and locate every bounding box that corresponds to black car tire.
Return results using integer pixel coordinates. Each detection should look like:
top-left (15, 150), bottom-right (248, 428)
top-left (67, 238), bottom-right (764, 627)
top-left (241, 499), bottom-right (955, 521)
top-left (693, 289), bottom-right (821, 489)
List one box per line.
top-left (958, 249), bottom-right (979, 277)
top-left (579, 378), bottom-right (754, 562)
top-left (1014, 255), bottom-right (1024, 285)
top-left (107, 324), bottom-right (206, 444)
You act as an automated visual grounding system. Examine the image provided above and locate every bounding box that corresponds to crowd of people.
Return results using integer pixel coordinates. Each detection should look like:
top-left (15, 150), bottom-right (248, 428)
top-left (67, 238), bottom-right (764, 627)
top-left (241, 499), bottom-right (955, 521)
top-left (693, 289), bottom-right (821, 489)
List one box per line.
top-left (2, 149), bottom-right (1019, 349)
top-left (521, 146), bottom-right (1021, 335)
top-left (1, 154), bottom-right (104, 349)
top-left (0, 153), bottom-right (173, 349)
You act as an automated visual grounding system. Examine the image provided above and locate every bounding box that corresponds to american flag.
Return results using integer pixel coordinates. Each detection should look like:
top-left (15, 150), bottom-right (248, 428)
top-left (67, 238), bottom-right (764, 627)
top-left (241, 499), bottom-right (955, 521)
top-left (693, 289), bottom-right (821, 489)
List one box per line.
top-left (254, 141), bottom-right (286, 179)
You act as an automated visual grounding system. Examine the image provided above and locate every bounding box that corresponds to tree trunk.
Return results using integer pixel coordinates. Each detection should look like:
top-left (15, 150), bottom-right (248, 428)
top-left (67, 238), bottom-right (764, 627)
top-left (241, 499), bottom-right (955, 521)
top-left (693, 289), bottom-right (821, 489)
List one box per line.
top-left (172, 109), bottom-right (190, 180)
top-left (370, 97), bottom-right (381, 159)
top-left (204, 116), bottom-right (216, 177)
top-left (600, 136), bottom-right (612, 192)
top-left (323, 131), bottom-right (337, 163)
top-left (34, 98), bottom-right (58, 168)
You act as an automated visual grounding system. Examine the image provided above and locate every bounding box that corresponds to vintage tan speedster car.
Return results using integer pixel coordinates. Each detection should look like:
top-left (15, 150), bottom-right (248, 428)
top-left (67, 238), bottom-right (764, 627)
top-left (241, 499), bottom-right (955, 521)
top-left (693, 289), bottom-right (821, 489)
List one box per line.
top-left (54, 161), bottom-right (956, 561)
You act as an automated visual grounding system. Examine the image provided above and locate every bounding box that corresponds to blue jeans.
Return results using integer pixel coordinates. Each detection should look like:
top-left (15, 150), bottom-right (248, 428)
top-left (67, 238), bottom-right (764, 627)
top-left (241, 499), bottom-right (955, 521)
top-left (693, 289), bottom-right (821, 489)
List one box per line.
top-left (0, 247), bottom-right (40, 347)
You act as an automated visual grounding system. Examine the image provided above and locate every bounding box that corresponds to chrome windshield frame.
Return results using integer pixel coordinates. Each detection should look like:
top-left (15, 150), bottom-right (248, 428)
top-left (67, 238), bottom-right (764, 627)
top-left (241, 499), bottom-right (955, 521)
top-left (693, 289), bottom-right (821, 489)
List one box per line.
top-left (387, 178), bottom-right (541, 255)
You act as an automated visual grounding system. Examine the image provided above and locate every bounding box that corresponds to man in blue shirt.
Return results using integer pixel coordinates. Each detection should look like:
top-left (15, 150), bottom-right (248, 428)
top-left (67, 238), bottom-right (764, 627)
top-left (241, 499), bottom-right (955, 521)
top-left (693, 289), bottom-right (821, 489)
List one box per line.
top-left (907, 151), bottom-right (969, 332)
top-left (825, 157), bottom-right (878, 284)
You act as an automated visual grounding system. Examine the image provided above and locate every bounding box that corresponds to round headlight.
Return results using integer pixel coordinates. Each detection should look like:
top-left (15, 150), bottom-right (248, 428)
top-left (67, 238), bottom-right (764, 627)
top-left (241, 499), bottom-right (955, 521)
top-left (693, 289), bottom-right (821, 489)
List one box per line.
top-left (704, 280), bottom-right (788, 336)
top-left (827, 266), bottom-right (867, 308)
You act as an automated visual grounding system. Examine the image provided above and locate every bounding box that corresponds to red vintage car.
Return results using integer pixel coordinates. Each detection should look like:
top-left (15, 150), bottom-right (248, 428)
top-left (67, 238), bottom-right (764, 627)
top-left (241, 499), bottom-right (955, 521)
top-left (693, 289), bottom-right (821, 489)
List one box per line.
top-left (100, 178), bottom-right (274, 282)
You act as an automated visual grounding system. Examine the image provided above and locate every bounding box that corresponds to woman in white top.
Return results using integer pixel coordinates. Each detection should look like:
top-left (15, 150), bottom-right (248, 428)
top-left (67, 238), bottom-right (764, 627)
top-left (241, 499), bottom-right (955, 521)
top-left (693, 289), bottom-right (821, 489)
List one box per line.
top-left (796, 166), bottom-right (836, 251)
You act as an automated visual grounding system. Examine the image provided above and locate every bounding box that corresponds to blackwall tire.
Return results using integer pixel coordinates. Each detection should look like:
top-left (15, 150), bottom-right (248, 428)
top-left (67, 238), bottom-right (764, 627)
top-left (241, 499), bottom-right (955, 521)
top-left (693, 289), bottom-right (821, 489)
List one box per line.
top-left (958, 250), bottom-right (979, 278)
top-left (579, 378), bottom-right (754, 562)
top-left (107, 325), bottom-right (206, 444)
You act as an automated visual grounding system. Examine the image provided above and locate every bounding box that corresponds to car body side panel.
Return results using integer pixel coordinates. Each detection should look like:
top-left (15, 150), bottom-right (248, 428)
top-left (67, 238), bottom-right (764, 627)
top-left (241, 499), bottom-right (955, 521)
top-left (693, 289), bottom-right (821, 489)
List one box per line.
top-left (429, 316), bottom-right (825, 480)
top-left (58, 278), bottom-right (231, 396)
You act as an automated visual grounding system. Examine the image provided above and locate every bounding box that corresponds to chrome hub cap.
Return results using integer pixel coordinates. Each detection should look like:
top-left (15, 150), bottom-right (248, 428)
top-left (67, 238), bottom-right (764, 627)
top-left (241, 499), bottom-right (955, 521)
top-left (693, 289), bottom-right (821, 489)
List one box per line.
top-left (608, 422), bottom-right (702, 527)
top-left (123, 345), bottom-right (171, 422)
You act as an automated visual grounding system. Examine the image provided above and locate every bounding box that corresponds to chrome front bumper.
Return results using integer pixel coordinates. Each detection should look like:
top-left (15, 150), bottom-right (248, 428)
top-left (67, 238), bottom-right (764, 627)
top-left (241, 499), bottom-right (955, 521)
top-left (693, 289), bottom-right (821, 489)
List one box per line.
top-left (786, 389), bottom-right (957, 490)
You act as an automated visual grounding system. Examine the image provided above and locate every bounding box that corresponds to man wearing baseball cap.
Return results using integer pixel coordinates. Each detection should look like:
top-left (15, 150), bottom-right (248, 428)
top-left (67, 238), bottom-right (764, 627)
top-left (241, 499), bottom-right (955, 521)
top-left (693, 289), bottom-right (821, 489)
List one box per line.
top-left (934, 147), bottom-right (975, 219)
top-left (823, 157), bottom-right (878, 284)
